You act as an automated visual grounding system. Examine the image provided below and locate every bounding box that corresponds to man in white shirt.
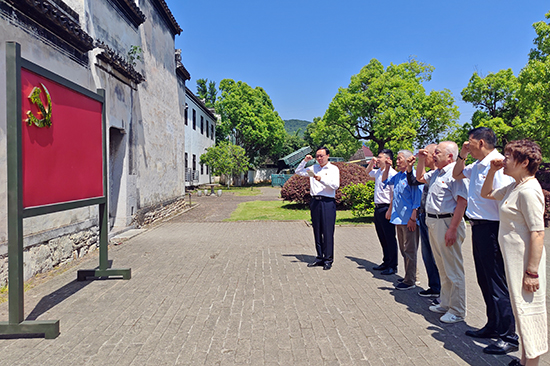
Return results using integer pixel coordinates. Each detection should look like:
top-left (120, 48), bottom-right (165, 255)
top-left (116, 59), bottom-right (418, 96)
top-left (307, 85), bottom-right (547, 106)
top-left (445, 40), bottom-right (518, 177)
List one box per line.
top-left (295, 147), bottom-right (340, 270)
top-left (365, 149), bottom-right (398, 275)
top-left (416, 141), bottom-right (468, 324)
top-left (452, 127), bottom-right (519, 354)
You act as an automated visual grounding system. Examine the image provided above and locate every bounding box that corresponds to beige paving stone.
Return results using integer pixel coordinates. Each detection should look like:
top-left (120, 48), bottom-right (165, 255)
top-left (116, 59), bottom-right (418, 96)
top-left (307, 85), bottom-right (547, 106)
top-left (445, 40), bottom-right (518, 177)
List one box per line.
top-left (0, 187), bottom-right (548, 365)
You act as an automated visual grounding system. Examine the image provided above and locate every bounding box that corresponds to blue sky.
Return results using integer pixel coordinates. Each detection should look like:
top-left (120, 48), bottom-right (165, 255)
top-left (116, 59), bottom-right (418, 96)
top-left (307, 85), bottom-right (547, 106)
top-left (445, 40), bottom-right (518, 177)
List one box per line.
top-left (167, 1), bottom-right (549, 124)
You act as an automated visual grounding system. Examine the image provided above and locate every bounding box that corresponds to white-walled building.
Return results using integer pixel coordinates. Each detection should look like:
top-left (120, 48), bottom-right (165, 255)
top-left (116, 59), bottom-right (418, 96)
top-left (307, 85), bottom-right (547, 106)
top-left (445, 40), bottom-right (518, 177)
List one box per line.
top-left (184, 86), bottom-right (216, 187)
top-left (0, 0), bottom-right (190, 284)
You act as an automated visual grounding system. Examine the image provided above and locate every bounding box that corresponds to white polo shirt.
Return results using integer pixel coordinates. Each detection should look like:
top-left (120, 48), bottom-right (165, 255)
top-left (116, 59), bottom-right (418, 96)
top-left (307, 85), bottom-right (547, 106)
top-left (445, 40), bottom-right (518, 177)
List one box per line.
top-left (369, 167), bottom-right (397, 204)
top-left (462, 149), bottom-right (515, 221)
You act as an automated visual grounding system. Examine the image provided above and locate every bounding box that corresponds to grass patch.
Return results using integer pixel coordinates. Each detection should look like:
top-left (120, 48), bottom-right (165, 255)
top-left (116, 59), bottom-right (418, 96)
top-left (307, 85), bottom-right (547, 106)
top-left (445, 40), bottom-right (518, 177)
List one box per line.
top-left (232, 187), bottom-right (263, 196)
top-left (225, 200), bottom-right (374, 225)
top-left (217, 186), bottom-right (264, 196)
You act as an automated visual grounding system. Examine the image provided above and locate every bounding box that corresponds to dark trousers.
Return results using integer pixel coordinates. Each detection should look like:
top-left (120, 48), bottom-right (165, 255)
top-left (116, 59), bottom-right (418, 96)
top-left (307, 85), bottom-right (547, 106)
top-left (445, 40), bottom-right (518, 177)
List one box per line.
top-left (310, 197), bottom-right (336, 264)
top-left (471, 221), bottom-right (518, 344)
top-left (373, 205), bottom-right (398, 270)
top-left (418, 212), bottom-right (441, 292)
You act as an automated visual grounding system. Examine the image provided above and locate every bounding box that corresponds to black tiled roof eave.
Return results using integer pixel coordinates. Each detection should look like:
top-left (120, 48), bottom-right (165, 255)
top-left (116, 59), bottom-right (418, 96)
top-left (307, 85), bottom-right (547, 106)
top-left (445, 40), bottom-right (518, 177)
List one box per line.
top-left (150, 0), bottom-right (182, 35)
top-left (4, 0), bottom-right (94, 54)
top-left (108, 0), bottom-right (146, 27)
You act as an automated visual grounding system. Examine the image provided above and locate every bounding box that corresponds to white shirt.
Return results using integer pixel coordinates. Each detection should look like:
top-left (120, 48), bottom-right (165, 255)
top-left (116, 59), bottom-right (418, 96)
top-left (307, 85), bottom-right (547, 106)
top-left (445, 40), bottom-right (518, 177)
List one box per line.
top-left (369, 167), bottom-right (396, 204)
top-left (295, 159), bottom-right (340, 198)
top-left (462, 149), bottom-right (515, 221)
top-left (424, 162), bottom-right (468, 215)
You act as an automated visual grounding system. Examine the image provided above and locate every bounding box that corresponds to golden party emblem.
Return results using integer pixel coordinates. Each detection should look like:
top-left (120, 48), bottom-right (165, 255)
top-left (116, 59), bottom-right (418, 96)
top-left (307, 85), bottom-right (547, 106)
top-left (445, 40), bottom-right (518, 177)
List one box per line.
top-left (26, 83), bottom-right (52, 128)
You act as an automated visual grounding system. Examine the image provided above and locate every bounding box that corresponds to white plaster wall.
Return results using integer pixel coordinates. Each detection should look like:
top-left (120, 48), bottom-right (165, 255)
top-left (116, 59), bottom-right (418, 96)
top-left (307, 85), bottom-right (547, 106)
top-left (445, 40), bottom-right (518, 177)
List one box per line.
top-left (176, 76), bottom-right (187, 187)
top-left (184, 93), bottom-right (216, 186)
top-left (134, 0), bottom-right (185, 207)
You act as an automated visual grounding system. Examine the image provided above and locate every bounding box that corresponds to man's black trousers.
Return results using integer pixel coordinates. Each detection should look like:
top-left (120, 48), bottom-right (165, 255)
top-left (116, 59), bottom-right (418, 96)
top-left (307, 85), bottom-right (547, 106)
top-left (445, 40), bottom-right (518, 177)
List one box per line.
top-left (471, 220), bottom-right (518, 344)
top-left (310, 197), bottom-right (336, 264)
top-left (373, 205), bottom-right (398, 270)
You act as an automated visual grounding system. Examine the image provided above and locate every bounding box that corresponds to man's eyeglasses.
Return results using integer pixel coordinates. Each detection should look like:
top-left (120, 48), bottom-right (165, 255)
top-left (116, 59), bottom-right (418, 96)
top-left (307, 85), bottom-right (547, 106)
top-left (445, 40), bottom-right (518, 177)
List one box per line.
top-left (316, 155), bottom-right (326, 158)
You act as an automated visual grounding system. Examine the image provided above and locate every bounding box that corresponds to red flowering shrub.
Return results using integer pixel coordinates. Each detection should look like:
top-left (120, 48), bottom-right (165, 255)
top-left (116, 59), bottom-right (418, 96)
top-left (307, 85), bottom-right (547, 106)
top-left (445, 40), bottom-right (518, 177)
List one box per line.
top-left (280, 162), bottom-right (372, 206)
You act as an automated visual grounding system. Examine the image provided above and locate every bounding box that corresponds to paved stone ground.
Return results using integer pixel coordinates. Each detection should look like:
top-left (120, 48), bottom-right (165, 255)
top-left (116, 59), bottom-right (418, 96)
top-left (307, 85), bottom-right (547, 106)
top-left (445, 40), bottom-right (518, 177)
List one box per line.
top-left (0, 187), bottom-right (548, 365)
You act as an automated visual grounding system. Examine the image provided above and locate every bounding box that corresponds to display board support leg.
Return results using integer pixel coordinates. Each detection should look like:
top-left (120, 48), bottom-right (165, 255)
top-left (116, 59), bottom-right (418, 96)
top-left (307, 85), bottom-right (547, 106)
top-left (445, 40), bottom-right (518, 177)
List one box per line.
top-left (76, 204), bottom-right (131, 281)
top-left (76, 91), bottom-right (131, 281)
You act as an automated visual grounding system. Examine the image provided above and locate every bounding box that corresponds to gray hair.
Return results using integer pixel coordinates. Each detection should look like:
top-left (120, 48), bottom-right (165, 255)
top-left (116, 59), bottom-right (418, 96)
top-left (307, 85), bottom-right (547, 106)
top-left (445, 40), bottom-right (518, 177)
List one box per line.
top-left (397, 149), bottom-right (413, 159)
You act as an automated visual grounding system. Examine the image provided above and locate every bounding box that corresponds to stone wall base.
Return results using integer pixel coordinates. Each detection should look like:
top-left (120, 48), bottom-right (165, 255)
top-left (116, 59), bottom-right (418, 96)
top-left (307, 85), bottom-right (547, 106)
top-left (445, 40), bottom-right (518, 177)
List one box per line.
top-left (0, 226), bottom-right (99, 288)
top-left (132, 196), bottom-right (188, 228)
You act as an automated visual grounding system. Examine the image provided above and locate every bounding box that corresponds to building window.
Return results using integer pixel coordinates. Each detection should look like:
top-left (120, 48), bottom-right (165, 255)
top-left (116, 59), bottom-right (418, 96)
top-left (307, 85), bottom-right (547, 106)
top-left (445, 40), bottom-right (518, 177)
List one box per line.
top-left (200, 116), bottom-right (204, 134)
top-left (192, 154), bottom-right (196, 171)
top-left (201, 164), bottom-right (204, 175)
top-left (192, 109), bottom-right (196, 130)
top-left (185, 152), bottom-right (188, 169)
top-left (206, 165), bottom-right (209, 175)
top-left (206, 120), bottom-right (209, 138)
top-left (211, 124), bottom-right (214, 140)
top-left (184, 104), bottom-right (188, 125)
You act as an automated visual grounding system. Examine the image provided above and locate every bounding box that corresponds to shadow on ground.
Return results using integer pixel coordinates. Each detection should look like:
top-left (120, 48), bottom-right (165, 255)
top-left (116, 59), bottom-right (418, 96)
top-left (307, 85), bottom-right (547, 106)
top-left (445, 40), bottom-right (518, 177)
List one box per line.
top-left (282, 254), bottom-right (317, 264)
top-left (345, 255), bottom-right (516, 366)
top-left (24, 260), bottom-right (117, 322)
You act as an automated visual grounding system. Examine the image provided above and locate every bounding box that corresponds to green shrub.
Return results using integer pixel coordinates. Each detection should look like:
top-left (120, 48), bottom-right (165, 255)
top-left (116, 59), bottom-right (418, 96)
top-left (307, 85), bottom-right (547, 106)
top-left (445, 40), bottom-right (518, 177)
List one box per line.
top-left (340, 181), bottom-right (375, 217)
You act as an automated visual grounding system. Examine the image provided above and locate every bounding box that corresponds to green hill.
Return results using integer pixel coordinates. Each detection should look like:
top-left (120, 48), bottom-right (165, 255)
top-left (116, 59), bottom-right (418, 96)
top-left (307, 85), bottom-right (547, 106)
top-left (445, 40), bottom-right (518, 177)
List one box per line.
top-left (284, 119), bottom-right (311, 136)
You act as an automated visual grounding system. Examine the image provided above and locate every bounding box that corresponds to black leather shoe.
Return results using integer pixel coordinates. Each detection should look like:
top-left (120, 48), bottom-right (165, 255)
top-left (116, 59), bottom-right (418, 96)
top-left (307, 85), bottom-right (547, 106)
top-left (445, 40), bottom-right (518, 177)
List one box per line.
top-left (465, 328), bottom-right (499, 339)
top-left (373, 263), bottom-right (388, 270)
top-left (508, 360), bottom-right (522, 366)
top-left (483, 340), bottom-right (519, 355)
top-left (380, 268), bottom-right (396, 275)
top-left (323, 263), bottom-right (332, 270)
top-left (307, 261), bottom-right (324, 267)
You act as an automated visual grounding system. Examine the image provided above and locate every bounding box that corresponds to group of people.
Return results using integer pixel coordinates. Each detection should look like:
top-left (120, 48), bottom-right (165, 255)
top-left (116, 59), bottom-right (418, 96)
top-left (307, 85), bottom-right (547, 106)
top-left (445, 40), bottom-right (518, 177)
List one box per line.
top-left (295, 127), bottom-right (547, 366)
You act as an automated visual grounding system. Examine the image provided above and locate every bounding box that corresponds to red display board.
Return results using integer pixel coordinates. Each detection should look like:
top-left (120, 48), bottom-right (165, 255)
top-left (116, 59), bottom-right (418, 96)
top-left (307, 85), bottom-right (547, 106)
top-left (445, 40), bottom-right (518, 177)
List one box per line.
top-left (21, 68), bottom-right (104, 208)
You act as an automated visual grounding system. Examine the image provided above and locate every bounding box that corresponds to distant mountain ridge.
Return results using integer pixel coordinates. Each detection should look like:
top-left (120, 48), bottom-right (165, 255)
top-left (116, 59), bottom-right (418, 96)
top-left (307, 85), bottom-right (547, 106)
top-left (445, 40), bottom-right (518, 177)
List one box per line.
top-left (284, 119), bottom-right (311, 136)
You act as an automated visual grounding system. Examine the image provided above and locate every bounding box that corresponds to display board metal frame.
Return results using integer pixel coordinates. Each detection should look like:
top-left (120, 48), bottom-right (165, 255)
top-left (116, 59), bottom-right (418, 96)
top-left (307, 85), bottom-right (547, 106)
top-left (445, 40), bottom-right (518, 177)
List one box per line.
top-left (0, 42), bottom-right (131, 339)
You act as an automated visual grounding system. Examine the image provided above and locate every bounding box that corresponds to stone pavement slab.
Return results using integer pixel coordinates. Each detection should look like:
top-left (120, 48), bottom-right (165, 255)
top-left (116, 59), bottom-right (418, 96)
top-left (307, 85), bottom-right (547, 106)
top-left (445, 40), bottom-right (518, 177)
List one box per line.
top-left (0, 187), bottom-right (548, 365)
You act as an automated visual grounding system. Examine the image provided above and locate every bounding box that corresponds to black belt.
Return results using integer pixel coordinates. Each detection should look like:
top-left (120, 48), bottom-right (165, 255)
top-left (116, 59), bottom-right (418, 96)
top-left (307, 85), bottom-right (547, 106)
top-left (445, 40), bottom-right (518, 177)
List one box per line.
top-left (469, 219), bottom-right (497, 226)
top-left (311, 196), bottom-right (335, 201)
top-left (374, 203), bottom-right (390, 209)
top-left (427, 213), bottom-right (453, 219)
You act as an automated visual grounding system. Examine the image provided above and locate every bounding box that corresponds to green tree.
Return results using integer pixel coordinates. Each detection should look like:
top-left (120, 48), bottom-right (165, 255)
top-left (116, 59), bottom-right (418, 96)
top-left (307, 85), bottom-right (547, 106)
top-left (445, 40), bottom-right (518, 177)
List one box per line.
top-left (197, 78), bottom-right (207, 100)
top-left (460, 69), bottom-right (525, 147)
top-left (517, 10), bottom-right (550, 157)
top-left (529, 10), bottom-right (550, 61)
top-left (196, 78), bottom-right (217, 108)
top-left (216, 79), bottom-right (286, 166)
top-left (323, 58), bottom-right (459, 154)
top-left (280, 131), bottom-right (308, 158)
top-left (200, 142), bottom-right (249, 187)
top-left (303, 117), bottom-right (362, 160)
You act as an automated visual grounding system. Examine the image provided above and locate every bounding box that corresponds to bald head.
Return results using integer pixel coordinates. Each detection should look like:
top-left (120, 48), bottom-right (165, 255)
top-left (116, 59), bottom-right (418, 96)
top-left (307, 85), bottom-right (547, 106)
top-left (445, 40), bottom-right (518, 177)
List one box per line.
top-left (434, 141), bottom-right (459, 169)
